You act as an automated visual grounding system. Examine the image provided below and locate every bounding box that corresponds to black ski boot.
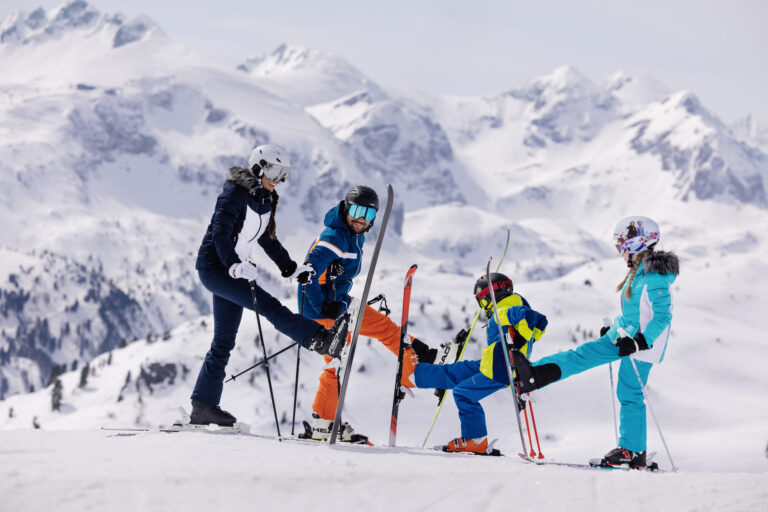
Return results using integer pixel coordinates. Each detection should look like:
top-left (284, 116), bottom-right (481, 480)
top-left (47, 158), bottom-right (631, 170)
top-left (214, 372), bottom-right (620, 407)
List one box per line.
top-left (308, 313), bottom-right (350, 358)
top-left (512, 350), bottom-right (561, 393)
top-left (190, 400), bottom-right (236, 426)
top-left (600, 447), bottom-right (647, 468)
top-left (412, 338), bottom-right (438, 364)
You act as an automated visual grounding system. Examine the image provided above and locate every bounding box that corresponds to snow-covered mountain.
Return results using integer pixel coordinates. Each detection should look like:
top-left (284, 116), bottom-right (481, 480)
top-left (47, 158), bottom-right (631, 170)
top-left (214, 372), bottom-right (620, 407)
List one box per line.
top-left (1, 0), bottom-right (767, 483)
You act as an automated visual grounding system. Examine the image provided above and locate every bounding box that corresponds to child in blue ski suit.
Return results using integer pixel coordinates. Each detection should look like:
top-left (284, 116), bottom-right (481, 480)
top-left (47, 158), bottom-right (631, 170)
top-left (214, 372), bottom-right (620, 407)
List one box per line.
top-left (402, 272), bottom-right (548, 454)
top-left (515, 216), bottom-right (679, 468)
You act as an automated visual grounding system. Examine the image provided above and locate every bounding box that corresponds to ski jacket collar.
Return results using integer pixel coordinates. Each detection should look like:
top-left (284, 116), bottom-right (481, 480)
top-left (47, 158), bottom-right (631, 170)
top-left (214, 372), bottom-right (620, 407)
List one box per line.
top-left (643, 250), bottom-right (679, 276)
top-left (227, 167), bottom-right (262, 197)
top-left (324, 201), bottom-right (355, 234)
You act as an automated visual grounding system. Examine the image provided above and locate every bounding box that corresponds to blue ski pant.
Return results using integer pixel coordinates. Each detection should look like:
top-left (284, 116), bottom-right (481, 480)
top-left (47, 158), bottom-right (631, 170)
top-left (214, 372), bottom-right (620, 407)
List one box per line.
top-left (191, 267), bottom-right (322, 406)
top-left (414, 361), bottom-right (506, 440)
top-left (534, 337), bottom-right (653, 452)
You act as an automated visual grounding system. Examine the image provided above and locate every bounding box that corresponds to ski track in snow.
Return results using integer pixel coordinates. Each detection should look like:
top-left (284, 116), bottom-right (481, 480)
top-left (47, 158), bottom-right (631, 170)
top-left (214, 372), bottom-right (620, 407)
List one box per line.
top-left (0, 430), bottom-right (766, 512)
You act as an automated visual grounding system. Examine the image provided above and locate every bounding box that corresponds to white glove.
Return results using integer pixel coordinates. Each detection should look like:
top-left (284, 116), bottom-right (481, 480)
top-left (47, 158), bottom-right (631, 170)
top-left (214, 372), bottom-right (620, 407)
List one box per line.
top-left (292, 263), bottom-right (316, 284)
top-left (229, 262), bottom-right (259, 281)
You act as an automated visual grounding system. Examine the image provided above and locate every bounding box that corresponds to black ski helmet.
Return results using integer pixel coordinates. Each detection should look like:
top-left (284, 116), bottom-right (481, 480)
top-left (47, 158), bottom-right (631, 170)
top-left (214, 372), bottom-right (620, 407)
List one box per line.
top-left (345, 185), bottom-right (379, 211)
top-left (474, 272), bottom-right (514, 310)
top-left (344, 185), bottom-right (379, 232)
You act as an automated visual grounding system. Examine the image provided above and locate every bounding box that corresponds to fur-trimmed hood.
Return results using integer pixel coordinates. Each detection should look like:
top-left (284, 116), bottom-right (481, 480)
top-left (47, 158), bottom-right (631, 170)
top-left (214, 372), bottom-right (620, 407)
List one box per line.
top-left (643, 250), bottom-right (679, 275)
top-left (226, 166), bottom-right (260, 194)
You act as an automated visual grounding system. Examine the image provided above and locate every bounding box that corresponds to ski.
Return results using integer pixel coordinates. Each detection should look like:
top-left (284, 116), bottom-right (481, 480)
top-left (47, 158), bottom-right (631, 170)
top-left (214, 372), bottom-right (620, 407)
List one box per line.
top-left (436, 446), bottom-right (503, 457)
top-left (329, 184), bottom-right (395, 445)
top-left (388, 264), bottom-right (418, 447)
top-left (518, 452), bottom-right (661, 472)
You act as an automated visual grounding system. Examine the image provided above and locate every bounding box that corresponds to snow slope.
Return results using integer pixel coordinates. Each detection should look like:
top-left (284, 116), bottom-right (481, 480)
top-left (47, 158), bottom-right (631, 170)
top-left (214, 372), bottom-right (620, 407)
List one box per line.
top-left (1, 429), bottom-right (766, 512)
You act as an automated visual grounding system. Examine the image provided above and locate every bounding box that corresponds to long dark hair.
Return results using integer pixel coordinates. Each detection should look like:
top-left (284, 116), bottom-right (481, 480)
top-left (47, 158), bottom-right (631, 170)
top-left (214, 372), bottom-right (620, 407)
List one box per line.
top-left (266, 189), bottom-right (278, 240)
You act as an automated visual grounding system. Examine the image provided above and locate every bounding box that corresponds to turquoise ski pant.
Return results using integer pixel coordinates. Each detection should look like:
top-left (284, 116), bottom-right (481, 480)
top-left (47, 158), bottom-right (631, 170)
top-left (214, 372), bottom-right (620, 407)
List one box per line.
top-left (534, 337), bottom-right (652, 452)
top-left (414, 361), bottom-right (505, 440)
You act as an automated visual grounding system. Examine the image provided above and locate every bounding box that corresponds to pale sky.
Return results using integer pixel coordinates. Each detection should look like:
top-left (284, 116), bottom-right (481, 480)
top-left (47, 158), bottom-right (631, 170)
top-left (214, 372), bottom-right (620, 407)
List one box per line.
top-left (2, 0), bottom-right (767, 124)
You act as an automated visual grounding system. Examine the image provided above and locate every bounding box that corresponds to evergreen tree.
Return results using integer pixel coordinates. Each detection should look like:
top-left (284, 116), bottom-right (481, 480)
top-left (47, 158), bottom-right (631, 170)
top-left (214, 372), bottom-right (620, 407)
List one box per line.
top-left (51, 378), bottom-right (63, 412)
top-left (32, 416), bottom-right (40, 429)
top-left (79, 362), bottom-right (90, 388)
top-left (118, 338), bottom-right (127, 349)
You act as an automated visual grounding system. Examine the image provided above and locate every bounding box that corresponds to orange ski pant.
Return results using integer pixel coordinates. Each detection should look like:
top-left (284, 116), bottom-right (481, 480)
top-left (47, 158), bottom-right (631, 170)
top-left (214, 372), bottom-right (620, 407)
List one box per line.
top-left (312, 303), bottom-right (406, 420)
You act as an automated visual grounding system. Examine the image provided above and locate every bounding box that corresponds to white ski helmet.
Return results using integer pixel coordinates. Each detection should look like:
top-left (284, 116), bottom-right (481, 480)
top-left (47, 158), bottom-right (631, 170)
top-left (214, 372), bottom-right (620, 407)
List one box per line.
top-left (613, 216), bottom-right (660, 262)
top-left (248, 144), bottom-right (291, 182)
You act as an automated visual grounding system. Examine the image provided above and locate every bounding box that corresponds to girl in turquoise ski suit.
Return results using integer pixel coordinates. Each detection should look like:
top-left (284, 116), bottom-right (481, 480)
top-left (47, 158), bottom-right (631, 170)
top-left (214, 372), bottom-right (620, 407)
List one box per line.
top-left (517, 219), bottom-right (679, 465)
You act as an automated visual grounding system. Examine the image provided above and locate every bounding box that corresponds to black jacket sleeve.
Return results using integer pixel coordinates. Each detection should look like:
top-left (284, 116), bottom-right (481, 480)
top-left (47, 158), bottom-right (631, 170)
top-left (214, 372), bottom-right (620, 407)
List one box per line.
top-left (211, 183), bottom-right (245, 269)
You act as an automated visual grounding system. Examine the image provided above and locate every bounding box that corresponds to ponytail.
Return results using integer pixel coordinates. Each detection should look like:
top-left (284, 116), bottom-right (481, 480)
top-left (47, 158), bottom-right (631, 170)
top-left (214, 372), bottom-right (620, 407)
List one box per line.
top-left (616, 251), bottom-right (649, 299)
top-left (267, 189), bottom-right (279, 239)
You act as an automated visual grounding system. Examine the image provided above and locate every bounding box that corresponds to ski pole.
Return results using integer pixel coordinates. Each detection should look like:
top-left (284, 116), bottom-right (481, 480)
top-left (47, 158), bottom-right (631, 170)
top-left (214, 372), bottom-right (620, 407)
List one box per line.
top-left (527, 399), bottom-right (544, 459)
top-left (521, 340), bottom-right (544, 458)
top-left (518, 383), bottom-right (537, 457)
top-left (628, 356), bottom-right (677, 472)
top-left (291, 284), bottom-right (306, 436)
top-left (608, 362), bottom-right (619, 445)
top-left (604, 318), bottom-right (619, 446)
top-left (225, 342), bottom-right (297, 383)
top-left (249, 281), bottom-right (281, 438)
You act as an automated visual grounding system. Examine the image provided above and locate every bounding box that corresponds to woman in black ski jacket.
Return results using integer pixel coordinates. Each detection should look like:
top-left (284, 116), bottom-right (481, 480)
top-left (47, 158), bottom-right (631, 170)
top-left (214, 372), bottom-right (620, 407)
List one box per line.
top-left (190, 144), bottom-right (349, 426)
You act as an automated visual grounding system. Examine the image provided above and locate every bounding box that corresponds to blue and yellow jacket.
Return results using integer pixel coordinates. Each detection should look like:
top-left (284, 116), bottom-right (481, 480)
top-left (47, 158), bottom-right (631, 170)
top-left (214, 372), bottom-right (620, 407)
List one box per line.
top-left (479, 293), bottom-right (548, 385)
top-left (298, 202), bottom-right (365, 319)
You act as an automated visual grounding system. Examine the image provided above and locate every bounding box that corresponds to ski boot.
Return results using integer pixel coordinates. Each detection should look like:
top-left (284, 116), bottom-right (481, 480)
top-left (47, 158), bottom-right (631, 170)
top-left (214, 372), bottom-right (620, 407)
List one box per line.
top-left (442, 436), bottom-right (501, 456)
top-left (512, 350), bottom-right (561, 393)
top-left (299, 413), bottom-right (371, 444)
top-left (308, 313), bottom-right (350, 358)
top-left (189, 400), bottom-right (236, 427)
top-left (599, 447), bottom-right (647, 468)
top-left (412, 338), bottom-right (438, 364)
top-left (434, 328), bottom-right (468, 402)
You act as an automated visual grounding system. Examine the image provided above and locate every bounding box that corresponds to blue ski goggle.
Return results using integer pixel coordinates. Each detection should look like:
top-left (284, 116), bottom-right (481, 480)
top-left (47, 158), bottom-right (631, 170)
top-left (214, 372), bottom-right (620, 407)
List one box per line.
top-left (348, 204), bottom-right (377, 222)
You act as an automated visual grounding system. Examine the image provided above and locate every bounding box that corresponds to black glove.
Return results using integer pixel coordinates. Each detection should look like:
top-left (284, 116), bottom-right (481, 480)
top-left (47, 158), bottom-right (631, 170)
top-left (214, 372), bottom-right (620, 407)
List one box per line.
top-left (321, 301), bottom-right (346, 319)
top-left (599, 326), bottom-right (611, 337)
top-left (509, 330), bottom-right (528, 350)
top-left (280, 261), bottom-right (298, 278)
top-left (328, 260), bottom-right (345, 278)
top-left (296, 271), bottom-right (313, 285)
top-left (616, 332), bottom-right (649, 357)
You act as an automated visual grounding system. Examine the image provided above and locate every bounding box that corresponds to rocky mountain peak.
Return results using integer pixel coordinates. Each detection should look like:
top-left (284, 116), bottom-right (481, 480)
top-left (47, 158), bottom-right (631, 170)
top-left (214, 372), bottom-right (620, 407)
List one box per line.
top-left (0, 1), bottom-right (160, 49)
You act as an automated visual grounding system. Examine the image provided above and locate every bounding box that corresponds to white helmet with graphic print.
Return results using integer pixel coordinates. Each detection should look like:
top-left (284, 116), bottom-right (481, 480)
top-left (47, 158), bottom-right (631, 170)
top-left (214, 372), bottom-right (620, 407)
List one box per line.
top-left (613, 216), bottom-right (659, 264)
top-left (248, 144), bottom-right (291, 182)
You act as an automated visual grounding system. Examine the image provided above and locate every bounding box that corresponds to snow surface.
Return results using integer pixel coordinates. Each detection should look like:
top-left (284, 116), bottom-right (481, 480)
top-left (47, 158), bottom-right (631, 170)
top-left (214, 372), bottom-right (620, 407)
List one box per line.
top-left (1, 429), bottom-right (766, 512)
